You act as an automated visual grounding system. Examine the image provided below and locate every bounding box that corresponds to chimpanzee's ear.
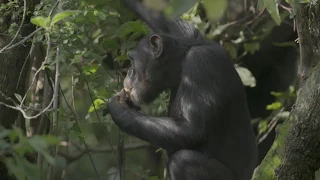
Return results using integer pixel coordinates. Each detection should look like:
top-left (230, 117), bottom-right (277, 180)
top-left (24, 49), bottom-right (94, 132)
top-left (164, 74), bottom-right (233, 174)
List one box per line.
top-left (149, 34), bottom-right (163, 59)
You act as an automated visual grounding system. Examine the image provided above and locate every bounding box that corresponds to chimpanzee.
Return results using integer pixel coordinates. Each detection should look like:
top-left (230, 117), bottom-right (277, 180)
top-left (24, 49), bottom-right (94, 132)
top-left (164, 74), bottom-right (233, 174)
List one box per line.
top-left (107, 0), bottom-right (258, 179)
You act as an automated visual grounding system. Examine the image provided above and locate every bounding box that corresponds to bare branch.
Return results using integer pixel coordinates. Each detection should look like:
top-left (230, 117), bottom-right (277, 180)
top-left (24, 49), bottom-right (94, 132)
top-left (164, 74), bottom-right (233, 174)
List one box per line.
top-left (0, 0), bottom-right (27, 53)
top-left (0, 79), bottom-right (55, 120)
top-left (49, 46), bottom-right (61, 180)
top-left (20, 29), bottom-right (50, 107)
top-left (0, 28), bottom-right (42, 53)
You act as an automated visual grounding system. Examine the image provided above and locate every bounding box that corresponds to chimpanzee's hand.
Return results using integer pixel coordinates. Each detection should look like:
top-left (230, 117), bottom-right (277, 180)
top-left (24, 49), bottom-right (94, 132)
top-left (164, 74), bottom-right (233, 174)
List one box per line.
top-left (107, 89), bottom-right (131, 122)
top-left (108, 89), bottom-right (129, 112)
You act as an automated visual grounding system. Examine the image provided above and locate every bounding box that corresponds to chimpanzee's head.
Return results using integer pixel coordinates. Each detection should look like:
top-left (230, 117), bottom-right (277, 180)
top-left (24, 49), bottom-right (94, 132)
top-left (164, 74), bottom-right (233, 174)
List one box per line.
top-left (123, 34), bottom-right (182, 106)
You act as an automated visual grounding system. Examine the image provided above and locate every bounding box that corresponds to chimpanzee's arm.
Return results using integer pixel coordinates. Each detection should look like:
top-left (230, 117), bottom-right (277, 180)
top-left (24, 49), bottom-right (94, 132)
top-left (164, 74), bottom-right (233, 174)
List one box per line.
top-left (121, 0), bottom-right (201, 39)
top-left (108, 90), bottom-right (207, 151)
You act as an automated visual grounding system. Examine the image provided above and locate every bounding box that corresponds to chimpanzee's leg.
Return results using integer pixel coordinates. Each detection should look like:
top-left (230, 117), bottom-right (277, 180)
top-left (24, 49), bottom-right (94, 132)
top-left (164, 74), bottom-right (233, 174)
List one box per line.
top-left (168, 150), bottom-right (235, 180)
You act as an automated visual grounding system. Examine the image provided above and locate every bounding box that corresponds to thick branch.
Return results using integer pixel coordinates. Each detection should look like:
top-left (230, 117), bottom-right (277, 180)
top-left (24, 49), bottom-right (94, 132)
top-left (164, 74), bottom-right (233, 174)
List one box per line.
top-left (252, 2), bottom-right (320, 180)
top-left (296, 3), bottom-right (313, 83)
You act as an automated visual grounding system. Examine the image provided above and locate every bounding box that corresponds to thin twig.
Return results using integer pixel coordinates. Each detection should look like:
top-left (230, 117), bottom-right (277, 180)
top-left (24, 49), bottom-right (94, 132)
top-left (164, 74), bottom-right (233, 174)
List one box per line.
top-left (279, 4), bottom-right (292, 13)
top-left (49, 46), bottom-right (61, 180)
top-left (49, 0), bottom-right (61, 18)
top-left (20, 0), bottom-right (60, 106)
top-left (257, 110), bottom-right (283, 144)
top-left (59, 79), bottom-right (101, 180)
top-left (0, 79), bottom-right (55, 120)
top-left (0, 0), bottom-right (27, 53)
top-left (16, 47), bottom-right (31, 89)
top-left (71, 76), bottom-right (77, 113)
top-left (1, 28), bottom-right (42, 53)
top-left (0, 91), bottom-right (18, 106)
top-left (20, 30), bottom-right (50, 107)
top-left (75, 65), bottom-right (118, 159)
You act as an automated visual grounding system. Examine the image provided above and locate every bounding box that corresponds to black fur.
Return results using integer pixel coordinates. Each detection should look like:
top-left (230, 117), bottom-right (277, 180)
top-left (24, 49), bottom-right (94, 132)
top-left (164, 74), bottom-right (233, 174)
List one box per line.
top-left (108, 1), bottom-right (258, 179)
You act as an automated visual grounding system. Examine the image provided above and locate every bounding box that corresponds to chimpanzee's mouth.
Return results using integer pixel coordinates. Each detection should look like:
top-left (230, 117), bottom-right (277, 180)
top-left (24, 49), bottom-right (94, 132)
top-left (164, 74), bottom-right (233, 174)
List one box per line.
top-left (124, 88), bottom-right (131, 100)
top-left (124, 88), bottom-right (141, 111)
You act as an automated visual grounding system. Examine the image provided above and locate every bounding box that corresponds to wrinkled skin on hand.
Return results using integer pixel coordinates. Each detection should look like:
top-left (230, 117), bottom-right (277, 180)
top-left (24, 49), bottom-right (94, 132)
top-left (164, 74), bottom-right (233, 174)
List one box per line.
top-left (108, 89), bottom-right (129, 112)
top-left (108, 89), bottom-right (141, 120)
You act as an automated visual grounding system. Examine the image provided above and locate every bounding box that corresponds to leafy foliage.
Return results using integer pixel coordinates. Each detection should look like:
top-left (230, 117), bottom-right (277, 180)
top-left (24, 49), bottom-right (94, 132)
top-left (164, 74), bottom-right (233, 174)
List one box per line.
top-left (0, 126), bottom-right (58, 180)
top-left (0, 0), bottom-right (300, 179)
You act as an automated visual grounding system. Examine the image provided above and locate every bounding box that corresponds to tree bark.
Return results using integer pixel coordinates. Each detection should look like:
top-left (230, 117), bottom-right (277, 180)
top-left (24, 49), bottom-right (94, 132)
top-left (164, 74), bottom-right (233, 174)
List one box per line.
top-left (0, 0), bottom-right (40, 178)
top-left (252, 2), bottom-right (320, 180)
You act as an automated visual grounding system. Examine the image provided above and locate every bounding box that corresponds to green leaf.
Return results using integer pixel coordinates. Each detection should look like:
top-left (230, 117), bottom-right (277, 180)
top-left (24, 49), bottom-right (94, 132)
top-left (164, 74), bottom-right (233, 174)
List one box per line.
top-left (121, 41), bottom-right (137, 50)
top-left (258, 0), bottom-right (281, 25)
top-left (83, 64), bottom-right (100, 75)
top-left (51, 10), bottom-right (80, 26)
top-left (270, 91), bottom-right (283, 97)
top-left (8, 129), bottom-right (20, 143)
top-left (88, 98), bottom-right (106, 113)
top-left (143, 0), bottom-right (168, 11)
top-left (39, 135), bottom-right (59, 145)
top-left (244, 42), bottom-right (260, 54)
top-left (14, 93), bottom-right (22, 103)
top-left (30, 16), bottom-right (49, 28)
top-left (5, 155), bottom-right (40, 180)
top-left (258, 120), bottom-right (268, 134)
top-left (98, 11), bottom-right (107, 20)
top-left (266, 102), bottom-right (283, 110)
top-left (164, 0), bottom-right (198, 19)
top-left (0, 127), bottom-right (10, 139)
top-left (203, 0), bottom-right (228, 21)
top-left (28, 136), bottom-right (55, 164)
top-left (115, 54), bottom-right (129, 61)
top-left (224, 42), bottom-right (238, 59)
top-left (235, 66), bottom-right (256, 87)
top-left (112, 21), bottom-right (150, 39)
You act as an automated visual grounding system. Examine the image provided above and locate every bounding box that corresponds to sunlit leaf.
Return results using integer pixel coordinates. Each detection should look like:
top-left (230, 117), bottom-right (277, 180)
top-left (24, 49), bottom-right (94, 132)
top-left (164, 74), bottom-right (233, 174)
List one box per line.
top-left (266, 102), bottom-right (283, 110)
top-left (270, 91), bottom-right (283, 97)
top-left (51, 10), bottom-right (80, 26)
top-left (88, 98), bottom-right (106, 113)
top-left (83, 64), bottom-right (100, 75)
top-left (14, 93), bottom-right (22, 103)
top-left (30, 16), bottom-right (49, 28)
top-left (258, 120), bottom-right (268, 134)
top-left (235, 66), bottom-right (256, 87)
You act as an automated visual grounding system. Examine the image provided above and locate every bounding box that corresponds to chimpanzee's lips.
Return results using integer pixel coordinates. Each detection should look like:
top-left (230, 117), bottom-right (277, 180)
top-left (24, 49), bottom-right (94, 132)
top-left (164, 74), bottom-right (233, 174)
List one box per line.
top-left (124, 88), bottom-right (132, 100)
top-left (124, 88), bottom-right (141, 111)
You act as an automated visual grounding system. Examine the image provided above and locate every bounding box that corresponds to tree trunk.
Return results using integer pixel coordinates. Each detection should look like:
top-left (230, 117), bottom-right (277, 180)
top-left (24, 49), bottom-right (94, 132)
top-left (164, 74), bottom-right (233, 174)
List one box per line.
top-left (252, 2), bottom-right (320, 180)
top-left (0, 0), bottom-right (40, 178)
